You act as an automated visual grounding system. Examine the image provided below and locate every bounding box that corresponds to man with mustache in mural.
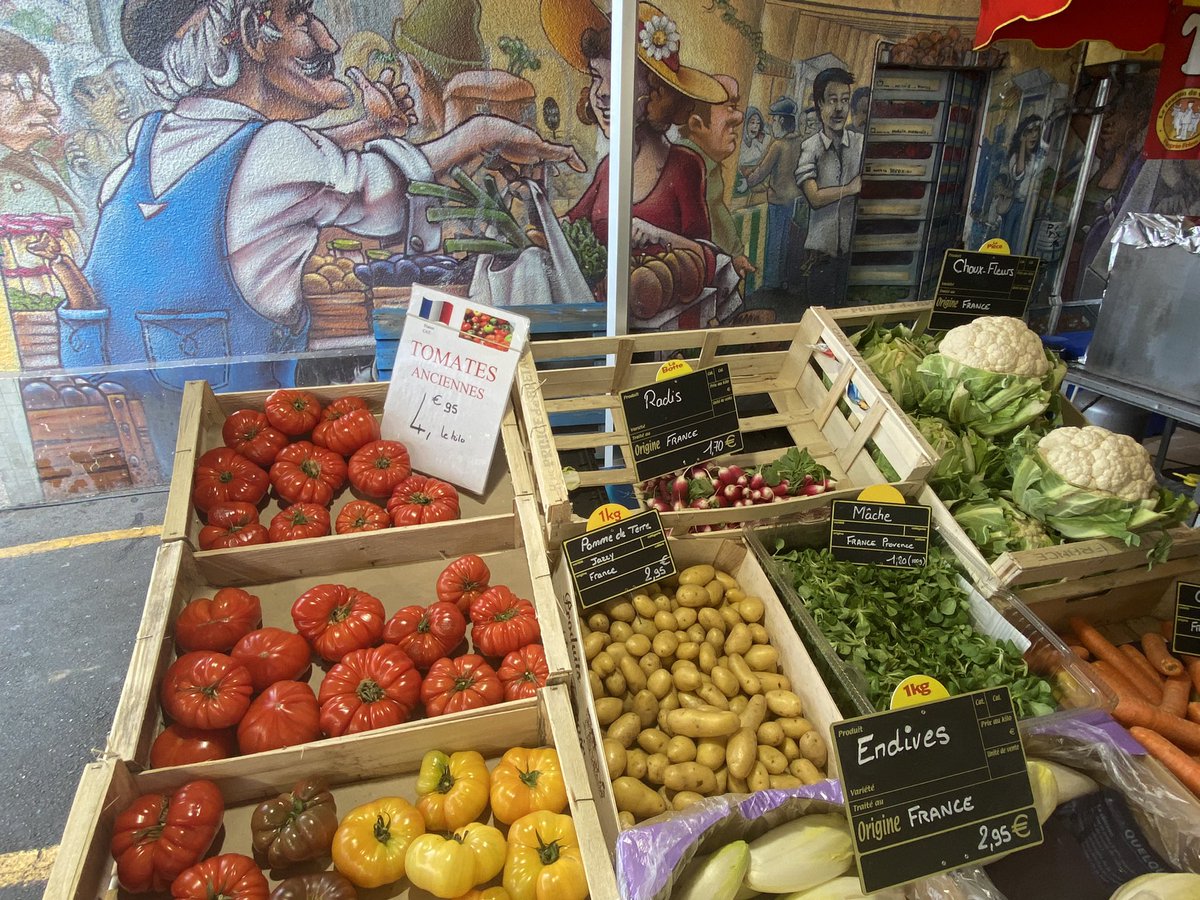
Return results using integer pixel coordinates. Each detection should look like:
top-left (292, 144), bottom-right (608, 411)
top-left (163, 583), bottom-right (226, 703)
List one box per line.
top-left (79, 0), bottom-right (584, 392)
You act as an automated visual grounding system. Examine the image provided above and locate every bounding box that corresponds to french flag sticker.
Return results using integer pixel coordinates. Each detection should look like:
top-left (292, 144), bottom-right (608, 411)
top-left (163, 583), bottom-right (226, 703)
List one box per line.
top-left (417, 297), bottom-right (455, 325)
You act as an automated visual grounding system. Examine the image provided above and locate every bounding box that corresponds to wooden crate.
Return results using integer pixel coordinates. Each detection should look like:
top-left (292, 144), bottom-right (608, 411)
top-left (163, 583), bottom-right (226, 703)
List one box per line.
top-left (512, 306), bottom-right (936, 549)
top-left (48, 685), bottom-right (620, 900)
top-left (163, 380), bottom-right (535, 572)
top-left (106, 496), bottom-right (571, 767)
top-left (548, 536), bottom-right (845, 856)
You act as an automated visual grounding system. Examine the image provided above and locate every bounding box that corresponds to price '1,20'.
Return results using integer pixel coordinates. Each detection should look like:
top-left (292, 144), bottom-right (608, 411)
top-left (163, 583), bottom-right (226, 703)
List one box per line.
top-left (644, 554), bottom-right (672, 582)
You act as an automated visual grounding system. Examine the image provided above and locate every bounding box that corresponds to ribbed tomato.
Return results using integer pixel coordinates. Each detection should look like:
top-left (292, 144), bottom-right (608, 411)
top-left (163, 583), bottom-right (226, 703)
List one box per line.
top-left (264, 389), bottom-right (322, 436)
top-left (198, 502), bottom-right (269, 551)
top-left (469, 586), bottom-right (541, 658)
top-left (421, 654), bottom-right (503, 717)
top-left (268, 503), bottom-right (331, 542)
top-left (231, 627), bottom-right (312, 693)
top-left (348, 440), bottom-right (412, 498)
top-left (161, 651), bottom-right (253, 729)
top-left (335, 500), bottom-right (390, 534)
top-left (170, 853), bottom-right (268, 899)
top-left (149, 724), bottom-right (238, 769)
top-left (317, 644), bottom-right (422, 737)
top-left (237, 681), bottom-right (321, 754)
top-left (312, 397), bottom-right (380, 456)
top-left (382, 602), bottom-right (467, 671)
top-left (192, 448), bottom-right (268, 514)
top-left (221, 409), bottom-right (288, 467)
top-left (291, 584), bottom-right (385, 662)
top-left (387, 475), bottom-right (460, 526)
top-left (435, 554), bottom-right (491, 615)
top-left (110, 779), bottom-right (224, 893)
top-left (497, 644), bottom-right (549, 700)
top-left (270, 441), bottom-right (347, 506)
top-left (175, 587), bottom-right (262, 653)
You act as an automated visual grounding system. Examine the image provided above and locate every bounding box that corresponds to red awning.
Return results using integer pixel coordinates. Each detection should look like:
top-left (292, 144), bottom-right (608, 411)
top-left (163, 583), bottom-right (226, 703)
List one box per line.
top-left (975, 0), bottom-right (1169, 52)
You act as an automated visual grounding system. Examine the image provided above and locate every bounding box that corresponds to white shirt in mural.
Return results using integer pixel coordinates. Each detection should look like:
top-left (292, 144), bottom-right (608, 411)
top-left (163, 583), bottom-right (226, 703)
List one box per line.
top-left (97, 97), bottom-right (436, 325)
top-left (795, 128), bottom-right (863, 257)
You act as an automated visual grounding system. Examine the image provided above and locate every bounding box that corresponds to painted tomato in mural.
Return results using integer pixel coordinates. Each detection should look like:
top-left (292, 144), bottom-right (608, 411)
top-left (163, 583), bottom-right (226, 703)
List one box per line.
top-left (270, 441), bottom-right (348, 506)
top-left (149, 724), bottom-right (239, 769)
top-left (348, 440), bottom-right (412, 499)
top-left (268, 503), bottom-right (331, 543)
top-left (231, 627), bottom-right (313, 693)
top-left (312, 397), bottom-right (380, 457)
top-left (161, 651), bottom-right (253, 730)
top-left (175, 587), bottom-right (263, 653)
top-left (264, 390), bottom-right (324, 437)
top-left (387, 475), bottom-right (460, 526)
top-left (317, 644), bottom-right (422, 737)
top-left (222, 410), bottom-right (289, 467)
top-left (236, 681), bottom-right (322, 755)
top-left (290, 584), bottom-right (385, 663)
top-left (110, 779), bottom-right (224, 893)
top-left (192, 448), bottom-right (269, 514)
top-left (197, 501), bottom-right (269, 551)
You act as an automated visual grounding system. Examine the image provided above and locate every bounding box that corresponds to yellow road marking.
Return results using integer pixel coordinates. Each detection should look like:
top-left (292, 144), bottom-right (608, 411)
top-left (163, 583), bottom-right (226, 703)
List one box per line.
top-left (0, 845), bottom-right (57, 888)
top-left (0, 524), bottom-right (162, 560)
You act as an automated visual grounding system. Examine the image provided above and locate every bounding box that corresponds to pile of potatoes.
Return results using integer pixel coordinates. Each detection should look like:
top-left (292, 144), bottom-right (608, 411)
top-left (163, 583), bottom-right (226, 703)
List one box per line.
top-left (581, 564), bottom-right (829, 828)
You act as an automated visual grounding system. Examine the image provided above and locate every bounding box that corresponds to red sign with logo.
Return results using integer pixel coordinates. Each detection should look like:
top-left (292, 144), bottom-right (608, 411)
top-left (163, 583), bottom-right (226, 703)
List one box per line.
top-left (1146, 1), bottom-right (1200, 158)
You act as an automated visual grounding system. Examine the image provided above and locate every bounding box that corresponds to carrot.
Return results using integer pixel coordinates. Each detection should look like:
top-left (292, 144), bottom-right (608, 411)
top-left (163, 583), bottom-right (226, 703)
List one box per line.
top-left (1092, 659), bottom-right (1151, 705)
top-left (1068, 644), bottom-right (1090, 660)
top-left (1117, 644), bottom-right (1166, 704)
top-left (1142, 632), bottom-right (1184, 677)
top-left (1161, 619), bottom-right (1175, 641)
top-left (1187, 702), bottom-right (1200, 725)
top-left (1161, 672), bottom-right (1191, 718)
top-left (1114, 696), bottom-right (1200, 753)
top-left (1187, 656), bottom-right (1200, 695)
top-left (1129, 727), bottom-right (1200, 798)
top-left (1071, 617), bottom-right (1157, 699)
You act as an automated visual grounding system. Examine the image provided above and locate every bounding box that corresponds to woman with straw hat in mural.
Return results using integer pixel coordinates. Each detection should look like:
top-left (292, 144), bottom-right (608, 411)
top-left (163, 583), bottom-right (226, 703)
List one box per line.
top-left (542, 0), bottom-right (733, 323)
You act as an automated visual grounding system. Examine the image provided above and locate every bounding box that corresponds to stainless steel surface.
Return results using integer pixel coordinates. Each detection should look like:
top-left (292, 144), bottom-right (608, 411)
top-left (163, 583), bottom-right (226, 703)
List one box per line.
top-left (1064, 365), bottom-right (1200, 428)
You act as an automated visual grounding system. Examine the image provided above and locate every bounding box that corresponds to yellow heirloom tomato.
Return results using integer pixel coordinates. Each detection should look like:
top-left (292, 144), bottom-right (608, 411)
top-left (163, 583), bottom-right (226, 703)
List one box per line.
top-left (406, 822), bottom-right (507, 898)
top-left (503, 810), bottom-right (588, 900)
top-left (416, 749), bottom-right (491, 830)
top-left (490, 748), bottom-right (568, 825)
top-left (453, 889), bottom-right (512, 900)
top-left (331, 796), bottom-right (424, 888)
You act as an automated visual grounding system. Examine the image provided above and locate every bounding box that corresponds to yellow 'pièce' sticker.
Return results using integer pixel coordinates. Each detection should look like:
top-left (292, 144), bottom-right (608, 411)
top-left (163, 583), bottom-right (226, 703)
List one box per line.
top-left (890, 674), bottom-right (951, 708)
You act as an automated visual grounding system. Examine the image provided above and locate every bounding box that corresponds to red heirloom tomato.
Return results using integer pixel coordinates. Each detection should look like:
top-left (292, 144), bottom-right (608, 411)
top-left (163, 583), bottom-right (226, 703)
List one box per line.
top-left (382, 602), bottom-right (467, 671)
top-left (110, 779), bottom-right (224, 893)
top-left (264, 389), bottom-right (322, 436)
top-left (222, 409), bottom-right (288, 467)
top-left (268, 503), bottom-right (331, 542)
top-left (435, 554), bottom-right (491, 615)
top-left (291, 584), bottom-right (385, 662)
top-left (469, 586), bottom-right (541, 658)
top-left (175, 587), bottom-right (262, 653)
top-left (497, 644), bottom-right (549, 701)
top-left (317, 643), bottom-right (422, 737)
top-left (231, 627), bottom-right (312, 693)
top-left (312, 397), bottom-right (379, 456)
top-left (335, 499), bottom-right (390, 534)
top-left (161, 651), bottom-right (253, 729)
top-left (237, 681), bottom-right (321, 755)
top-left (421, 654), bottom-right (503, 717)
top-left (198, 502), bottom-right (269, 551)
top-left (348, 439), bottom-right (412, 498)
top-left (270, 441), bottom-right (347, 506)
top-left (387, 475), bottom-right (460, 526)
top-left (171, 853), bottom-right (269, 900)
top-left (149, 723), bottom-right (238, 769)
top-left (192, 448), bottom-right (268, 514)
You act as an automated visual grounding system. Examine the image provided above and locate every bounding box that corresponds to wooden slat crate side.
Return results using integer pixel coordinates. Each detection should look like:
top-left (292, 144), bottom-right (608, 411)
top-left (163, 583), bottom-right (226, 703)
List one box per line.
top-left (163, 381), bottom-right (222, 542)
top-left (516, 493), bottom-right (572, 684)
top-left (825, 300), bottom-right (934, 330)
top-left (993, 527), bottom-right (1200, 591)
top-left (514, 351), bottom-right (574, 531)
top-left (45, 759), bottom-right (139, 900)
top-left (528, 321), bottom-right (804, 364)
top-left (923, 485), bottom-right (1000, 588)
top-left (1021, 568), bottom-right (1186, 640)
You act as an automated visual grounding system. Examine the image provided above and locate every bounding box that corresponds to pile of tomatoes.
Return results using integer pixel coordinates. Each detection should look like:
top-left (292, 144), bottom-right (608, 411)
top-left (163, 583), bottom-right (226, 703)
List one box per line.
top-left (152, 554), bottom-right (550, 769)
top-left (110, 746), bottom-right (587, 899)
top-left (194, 389), bottom-right (461, 550)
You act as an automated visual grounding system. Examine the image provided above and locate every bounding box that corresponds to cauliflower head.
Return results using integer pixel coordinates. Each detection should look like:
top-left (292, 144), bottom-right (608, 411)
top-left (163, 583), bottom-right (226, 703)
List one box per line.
top-left (1038, 426), bottom-right (1157, 502)
top-left (939, 316), bottom-right (1051, 377)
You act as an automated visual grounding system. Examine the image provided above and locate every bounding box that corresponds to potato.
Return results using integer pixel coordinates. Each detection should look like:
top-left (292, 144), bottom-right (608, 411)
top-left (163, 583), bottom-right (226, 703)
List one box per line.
top-left (583, 632), bottom-right (609, 662)
top-left (647, 668), bottom-right (674, 700)
top-left (725, 587), bottom-right (746, 604)
top-left (676, 584), bottom-right (711, 608)
top-left (790, 758), bottom-right (824, 785)
top-left (632, 617), bottom-right (658, 639)
top-left (605, 671), bottom-right (627, 697)
top-left (652, 631), bottom-right (679, 658)
top-left (637, 728), bottom-right (669, 754)
top-left (748, 623), bottom-right (770, 645)
top-left (685, 623), bottom-right (707, 644)
top-left (758, 745), bottom-right (789, 775)
top-left (608, 712), bottom-right (641, 747)
top-left (619, 656), bottom-right (647, 694)
top-left (704, 580), bottom-right (725, 605)
top-left (609, 621), bottom-right (633, 643)
top-left (758, 673), bottom-right (792, 692)
top-left (646, 752), bottom-right (670, 785)
top-left (589, 671), bottom-right (605, 700)
top-left (779, 716), bottom-right (814, 739)
top-left (711, 665), bottom-right (740, 698)
top-left (607, 600), bottom-right (636, 622)
top-left (726, 727), bottom-right (757, 780)
top-left (769, 775), bottom-right (804, 789)
top-left (613, 776), bottom-right (666, 819)
top-left (782, 737), bottom-right (800, 761)
top-left (625, 748), bottom-right (649, 779)
top-left (673, 791), bottom-right (705, 811)
top-left (738, 596), bottom-right (765, 623)
top-left (603, 739), bottom-right (627, 778)
top-left (595, 698), bottom-right (623, 726)
top-left (696, 683), bottom-right (729, 710)
top-left (679, 564), bottom-right (716, 585)
top-left (632, 593), bottom-right (657, 618)
top-left (727, 772), bottom-right (749, 793)
top-left (664, 762), bottom-right (717, 794)
top-left (697, 608), bottom-right (725, 633)
top-left (698, 643), bottom-right (717, 674)
top-left (674, 608), bottom-right (698, 629)
top-left (587, 612), bottom-right (610, 632)
top-left (728, 653), bottom-right (762, 695)
top-left (719, 604), bottom-right (743, 628)
top-left (675, 640), bottom-right (700, 662)
top-left (739, 694), bottom-right (767, 731)
top-left (672, 663), bottom-right (701, 693)
top-left (665, 708), bottom-right (740, 738)
top-left (748, 761), bottom-right (770, 792)
top-left (728, 695), bottom-right (748, 716)
top-left (743, 645), bottom-right (779, 672)
top-left (317, 264), bottom-right (344, 281)
top-left (757, 721), bottom-right (784, 747)
top-left (714, 570), bottom-right (739, 590)
top-left (632, 690), bottom-right (658, 728)
top-left (653, 610), bottom-right (677, 632)
top-left (334, 256), bottom-right (354, 272)
top-left (592, 651), bottom-right (615, 678)
top-left (695, 738), bottom-right (726, 770)
top-left (705, 627), bottom-right (725, 649)
top-left (800, 731), bottom-right (828, 768)
top-left (625, 633), bottom-right (652, 657)
top-left (638, 652), bottom-right (662, 676)
top-left (676, 692), bottom-right (704, 710)
top-left (725, 623), bottom-right (752, 656)
top-left (607, 643), bottom-right (629, 664)
top-left (665, 735), bottom-right (697, 763)
top-left (765, 690), bottom-right (803, 719)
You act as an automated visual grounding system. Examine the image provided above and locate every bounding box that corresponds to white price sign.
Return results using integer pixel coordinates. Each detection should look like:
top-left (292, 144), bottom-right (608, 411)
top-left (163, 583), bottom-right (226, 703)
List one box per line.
top-left (381, 287), bottom-right (529, 494)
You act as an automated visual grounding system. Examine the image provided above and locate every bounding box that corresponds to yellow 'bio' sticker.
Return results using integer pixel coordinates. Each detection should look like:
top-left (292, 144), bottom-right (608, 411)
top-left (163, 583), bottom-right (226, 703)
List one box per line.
top-left (890, 674), bottom-right (950, 708)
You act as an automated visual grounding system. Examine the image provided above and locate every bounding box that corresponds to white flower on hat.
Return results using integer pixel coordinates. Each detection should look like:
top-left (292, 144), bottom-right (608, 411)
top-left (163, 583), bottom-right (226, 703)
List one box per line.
top-left (639, 14), bottom-right (680, 61)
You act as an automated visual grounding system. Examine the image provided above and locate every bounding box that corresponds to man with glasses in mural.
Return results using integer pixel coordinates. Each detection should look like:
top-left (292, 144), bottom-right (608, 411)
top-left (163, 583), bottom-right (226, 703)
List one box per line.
top-left (795, 66), bottom-right (862, 307)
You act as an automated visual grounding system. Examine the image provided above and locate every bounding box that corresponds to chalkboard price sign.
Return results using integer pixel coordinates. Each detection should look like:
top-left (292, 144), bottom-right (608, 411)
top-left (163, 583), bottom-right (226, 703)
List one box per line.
top-left (1172, 581), bottom-right (1200, 657)
top-left (930, 250), bottom-right (1040, 331)
top-left (832, 687), bottom-right (1042, 893)
top-left (829, 499), bottom-right (931, 568)
top-left (562, 510), bottom-right (675, 611)
top-left (621, 364), bottom-right (742, 482)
